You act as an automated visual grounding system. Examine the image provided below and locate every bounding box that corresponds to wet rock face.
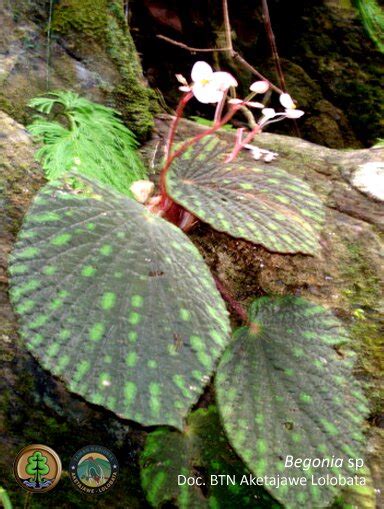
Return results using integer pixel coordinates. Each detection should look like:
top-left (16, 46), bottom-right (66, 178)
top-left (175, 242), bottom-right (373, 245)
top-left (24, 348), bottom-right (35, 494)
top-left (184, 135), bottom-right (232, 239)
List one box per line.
top-left (131, 0), bottom-right (383, 148)
top-left (0, 0), bottom-right (154, 140)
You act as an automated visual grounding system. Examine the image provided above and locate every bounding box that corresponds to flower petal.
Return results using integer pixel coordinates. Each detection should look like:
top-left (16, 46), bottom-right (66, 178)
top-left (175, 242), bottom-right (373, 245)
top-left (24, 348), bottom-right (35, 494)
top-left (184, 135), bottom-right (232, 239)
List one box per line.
top-left (228, 98), bottom-right (243, 105)
top-left (279, 93), bottom-right (295, 109)
top-left (212, 71), bottom-right (238, 90)
top-left (285, 108), bottom-right (305, 119)
top-left (246, 101), bottom-right (265, 109)
top-left (191, 61), bottom-right (213, 82)
top-left (176, 74), bottom-right (188, 85)
top-left (261, 108), bottom-right (276, 119)
top-left (192, 83), bottom-right (223, 104)
top-left (250, 81), bottom-right (269, 94)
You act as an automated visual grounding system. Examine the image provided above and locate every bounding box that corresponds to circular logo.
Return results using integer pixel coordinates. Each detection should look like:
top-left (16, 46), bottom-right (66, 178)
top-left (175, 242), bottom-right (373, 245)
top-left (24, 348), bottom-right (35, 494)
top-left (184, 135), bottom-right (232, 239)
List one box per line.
top-left (13, 444), bottom-right (62, 493)
top-left (69, 445), bottom-right (119, 494)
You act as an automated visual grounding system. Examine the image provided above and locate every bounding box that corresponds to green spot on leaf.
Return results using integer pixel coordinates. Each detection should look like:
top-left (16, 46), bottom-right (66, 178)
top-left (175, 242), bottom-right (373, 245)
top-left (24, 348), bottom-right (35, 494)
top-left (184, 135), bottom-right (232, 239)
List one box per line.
top-left (101, 292), bottom-right (116, 310)
top-left (51, 233), bottom-right (72, 246)
top-left (81, 265), bottom-right (96, 277)
top-left (89, 322), bottom-right (105, 341)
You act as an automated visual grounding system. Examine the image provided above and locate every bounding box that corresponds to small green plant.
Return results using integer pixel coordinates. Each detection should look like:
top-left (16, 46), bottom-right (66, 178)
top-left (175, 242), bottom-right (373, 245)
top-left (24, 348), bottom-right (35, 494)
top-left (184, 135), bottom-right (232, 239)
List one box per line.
top-left (10, 63), bottom-right (369, 508)
top-left (0, 487), bottom-right (12, 509)
top-left (355, 0), bottom-right (384, 53)
top-left (190, 115), bottom-right (236, 131)
top-left (28, 91), bottom-right (146, 196)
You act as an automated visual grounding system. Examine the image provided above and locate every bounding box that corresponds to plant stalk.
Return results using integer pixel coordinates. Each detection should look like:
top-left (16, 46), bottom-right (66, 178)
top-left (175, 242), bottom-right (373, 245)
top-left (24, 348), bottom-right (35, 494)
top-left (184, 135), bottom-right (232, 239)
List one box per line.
top-left (214, 276), bottom-right (248, 322)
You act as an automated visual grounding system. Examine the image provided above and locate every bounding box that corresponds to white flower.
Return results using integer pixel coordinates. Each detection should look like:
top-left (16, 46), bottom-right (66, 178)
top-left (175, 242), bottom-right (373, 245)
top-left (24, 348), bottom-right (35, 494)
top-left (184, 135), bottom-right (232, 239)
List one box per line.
top-left (250, 81), bottom-right (270, 94)
top-left (244, 144), bottom-right (278, 162)
top-left (279, 93), bottom-right (304, 119)
top-left (130, 180), bottom-right (155, 204)
top-left (190, 61), bottom-right (237, 104)
top-left (248, 146), bottom-right (262, 160)
top-left (176, 74), bottom-right (188, 86)
top-left (176, 74), bottom-right (191, 93)
top-left (279, 93), bottom-right (296, 109)
top-left (261, 108), bottom-right (276, 119)
top-left (228, 98), bottom-right (264, 109)
top-left (263, 152), bottom-right (275, 162)
top-left (285, 109), bottom-right (304, 119)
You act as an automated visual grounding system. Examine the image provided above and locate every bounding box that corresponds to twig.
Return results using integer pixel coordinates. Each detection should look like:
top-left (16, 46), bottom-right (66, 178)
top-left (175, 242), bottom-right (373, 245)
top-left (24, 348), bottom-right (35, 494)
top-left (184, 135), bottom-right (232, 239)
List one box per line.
top-left (46, 0), bottom-right (54, 90)
top-left (214, 276), bottom-right (248, 322)
top-left (231, 52), bottom-right (282, 94)
top-left (124, 0), bottom-right (129, 22)
top-left (156, 36), bottom-right (283, 95)
top-left (157, 35), bottom-right (231, 53)
top-left (260, 0), bottom-right (300, 137)
top-left (222, 0), bottom-right (233, 52)
top-left (261, 0), bottom-right (286, 91)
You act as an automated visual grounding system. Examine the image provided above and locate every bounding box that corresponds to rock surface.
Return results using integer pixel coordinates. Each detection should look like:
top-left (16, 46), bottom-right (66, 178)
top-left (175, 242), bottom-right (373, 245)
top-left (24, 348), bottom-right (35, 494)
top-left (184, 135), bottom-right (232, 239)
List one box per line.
top-left (0, 0), bottom-right (155, 140)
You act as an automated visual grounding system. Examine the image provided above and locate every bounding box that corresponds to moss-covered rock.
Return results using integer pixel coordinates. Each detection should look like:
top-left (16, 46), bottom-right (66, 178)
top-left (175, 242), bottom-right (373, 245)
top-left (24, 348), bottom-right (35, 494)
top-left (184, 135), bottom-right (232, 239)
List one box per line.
top-left (0, 0), bottom-right (155, 140)
top-left (51, 0), bottom-right (156, 139)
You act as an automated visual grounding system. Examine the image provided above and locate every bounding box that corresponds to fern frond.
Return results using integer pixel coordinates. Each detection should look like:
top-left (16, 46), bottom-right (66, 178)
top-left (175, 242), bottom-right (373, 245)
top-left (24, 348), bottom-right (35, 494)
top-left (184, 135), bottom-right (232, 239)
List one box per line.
top-left (28, 91), bottom-right (147, 195)
top-left (355, 0), bottom-right (384, 53)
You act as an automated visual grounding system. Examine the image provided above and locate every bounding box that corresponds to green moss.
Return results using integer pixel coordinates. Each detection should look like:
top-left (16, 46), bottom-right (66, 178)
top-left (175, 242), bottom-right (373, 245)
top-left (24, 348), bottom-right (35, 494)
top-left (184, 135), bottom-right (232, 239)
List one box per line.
top-left (342, 243), bottom-right (383, 414)
top-left (51, 0), bottom-right (155, 140)
top-left (354, 0), bottom-right (384, 52)
top-left (0, 94), bottom-right (25, 123)
top-left (51, 0), bottom-right (108, 39)
top-left (105, 5), bottom-right (156, 140)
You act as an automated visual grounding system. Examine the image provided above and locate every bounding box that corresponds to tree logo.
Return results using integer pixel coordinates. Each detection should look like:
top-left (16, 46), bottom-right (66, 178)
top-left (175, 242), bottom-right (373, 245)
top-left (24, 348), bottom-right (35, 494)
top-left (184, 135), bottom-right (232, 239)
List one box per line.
top-left (69, 445), bottom-right (119, 494)
top-left (13, 444), bottom-right (62, 492)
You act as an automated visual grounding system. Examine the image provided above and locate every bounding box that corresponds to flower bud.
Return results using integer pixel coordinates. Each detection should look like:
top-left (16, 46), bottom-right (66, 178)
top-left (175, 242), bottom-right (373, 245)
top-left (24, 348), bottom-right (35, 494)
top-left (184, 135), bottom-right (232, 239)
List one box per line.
top-left (130, 180), bottom-right (155, 204)
top-left (279, 93), bottom-right (296, 109)
top-left (285, 109), bottom-right (305, 119)
top-left (250, 81), bottom-right (270, 94)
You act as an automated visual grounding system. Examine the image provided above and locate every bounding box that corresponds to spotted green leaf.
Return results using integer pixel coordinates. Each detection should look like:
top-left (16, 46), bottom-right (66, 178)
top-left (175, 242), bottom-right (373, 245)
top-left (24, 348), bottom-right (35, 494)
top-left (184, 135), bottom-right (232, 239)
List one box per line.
top-left (140, 406), bottom-right (280, 508)
top-left (9, 175), bottom-right (230, 429)
top-left (216, 297), bottom-right (368, 509)
top-left (166, 138), bottom-right (324, 254)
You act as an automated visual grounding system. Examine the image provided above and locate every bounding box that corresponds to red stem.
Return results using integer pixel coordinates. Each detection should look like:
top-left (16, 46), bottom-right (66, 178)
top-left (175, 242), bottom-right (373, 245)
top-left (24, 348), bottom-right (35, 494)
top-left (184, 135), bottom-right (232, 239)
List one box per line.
top-left (214, 90), bottom-right (228, 124)
top-left (225, 124), bottom-right (261, 162)
top-left (159, 103), bottom-right (242, 203)
top-left (214, 276), bottom-right (248, 322)
top-left (165, 91), bottom-right (193, 161)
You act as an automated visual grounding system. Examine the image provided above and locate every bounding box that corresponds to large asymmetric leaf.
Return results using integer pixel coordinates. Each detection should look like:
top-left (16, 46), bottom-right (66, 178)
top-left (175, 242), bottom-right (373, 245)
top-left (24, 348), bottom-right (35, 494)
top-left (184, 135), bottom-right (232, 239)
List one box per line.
top-left (9, 175), bottom-right (230, 429)
top-left (216, 297), bottom-right (368, 509)
top-left (166, 138), bottom-right (324, 254)
top-left (140, 406), bottom-right (280, 508)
